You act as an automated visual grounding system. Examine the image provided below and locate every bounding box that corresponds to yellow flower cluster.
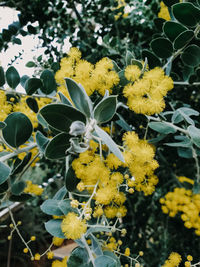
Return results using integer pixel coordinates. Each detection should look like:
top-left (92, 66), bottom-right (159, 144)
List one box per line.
top-left (24, 180), bottom-right (44, 196)
top-left (158, 1), bottom-right (170, 21)
top-left (0, 91), bottom-right (12, 121)
top-left (113, 0), bottom-right (129, 20)
top-left (52, 256), bottom-right (68, 267)
top-left (55, 47), bottom-right (119, 96)
top-left (123, 131), bottom-right (159, 195)
top-left (162, 252), bottom-right (182, 267)
top-left (123, 66), bottom-right (173, 115)
top-left (160, 184), bottom-right (200, 235)
top-left (52, 237), bottom-right (64, 246)
top-left (61, 212), bottom-right (87, 240)
top-left (72, 143), bottom-right (127, 219)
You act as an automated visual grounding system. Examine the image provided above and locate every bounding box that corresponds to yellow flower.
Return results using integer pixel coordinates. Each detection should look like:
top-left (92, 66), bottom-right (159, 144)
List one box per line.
top-left (47, 251), bottom-right (54, 259)
top-left (61, 212), bottom-right (87, 240)
top-left (158, 1), bottom-right (171, 21)
top-left (124, 247), bottom-right (130, 256)
top-left (125, 65), bottom-right (141, 82)
top-left (52, 256), bottom-right (68, 267)
top-left (24, 181), bottom-right (44, 196)
top-left (162, 252), bottom-right (182, 267)
top-left (52, 237), bottom-right (64, 246)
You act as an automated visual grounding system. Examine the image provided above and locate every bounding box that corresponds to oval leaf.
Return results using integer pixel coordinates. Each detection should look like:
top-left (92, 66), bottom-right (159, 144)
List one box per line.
top-left (36, 131), bottom-right (49, 153)
top-left (94, 96), bottom-right (117, 123)
top-left (65, 78), bottom-right (92, 117)
top-left (45, 133), bottom-right (70, 159)
top-left (40, 69), bottom-right (57, 95)
top-left (0, 66), bottom-right (5, 87)
top-left (172, 3), bottom-right (200, 27)
top-left (151, 38), bottom-right (173, 58)
top-left (45, 219), bottom-right (65, 238)
top-left (65, 165), bottom-right (79, 192)
top-left (174, 30), bottom-right (194, 50)
top-left (148, 122), bottom-right (177, 134)
top-left (40, 199), bottom-right (64, 216)
top-left (3, 112), bottom-right (33, 148)
top-left (40, 104), bottom-right (86, 132)
top-left (6, 66), bottom-right (20, 89)
top-left (25, 78), bottom-right (42, 95)
top-left (188, 125), bottom-right (200, 147)
top-left (26, 97), bottom-right (39, 113)
top-left (0, 162), bottom-right (11, 185)
top-left (94, 255), bottom-right (117, 267)
top-left (11, 181), bottom-right (26, 196)
top-left (163, 21), bottom-right (187, 42)
top-left (181, 45), bottom-right (200, 67)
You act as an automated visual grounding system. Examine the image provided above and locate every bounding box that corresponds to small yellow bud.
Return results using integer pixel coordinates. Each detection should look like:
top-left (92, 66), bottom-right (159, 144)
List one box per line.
top-left (121, 228), bottom-right (127, 236)
top-left (128, 188), bottom-right (134, 194)
top-left (8, 235), bottom-right (11, 240)
top-left (77, 182), bottom-right (85, 192)
top-left (31, 236), bottom-right (36, 241)
top-left (70, 199), bottom-right (79, 208)
top-left (185, 261), bottom-right (191, 267)
top-left (118, 240), bottom-right (122, 245)
top-left (34, 253), bottom-right (40, 260)
top-left (135, 263), bottom-right (140, 267)
top-left (23, 248), bottom-right (28, 253)
top-left (139, 251), bottom-right (144, 256)
top-left (9, 223), bottom-right (14, 228)
top-left (31, 257), bottom-right (34, 261)
top-left (124, 174), bottom-right (129, 179)
top-left (47, 251), bottom-right (54, 259)
top-left (87, 239), bottom-right (91, 245)
top-left (124, 247), bottom-right (130, 256)
top-left (17, 221), bottom-right (22, 225)
top-left (187, 255), bottom-right (193, 261)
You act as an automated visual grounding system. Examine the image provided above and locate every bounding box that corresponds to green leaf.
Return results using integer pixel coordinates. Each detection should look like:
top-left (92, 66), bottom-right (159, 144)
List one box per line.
top-left (45, 133), bottom-right (70, 159)
top-left (6, 66), bottom-right (20, 89)
top-left (58, 199), bottom-right (77, 215)
top-left (165, 136), bottom-right (192, 147)
top-left (103, 251), bottom-right (121, 267)
top-left (177, 147), bottom-right (193, 158)
top-left (12, 152), bottom-right (32, 175)
top-left (67, 247), bottom-right (91, 267)
top-left (3, 112), bottom-right (33, 148)
top-left (125, 50), bottom-right (134, 65)
top-left (0, 162), bottom-right (11, 185)
top-left (41, 199), bottom-right (64, 216)
top-left (181, 45), bottom-right (200, 67)
top-left (25, 61), bottom-right (36, 68)
top-left (40, 104), bottom-right (86, 132)
top-left (94, 125), bottom-right (124, 162)
top-left (90, 234), bottom-right (103, 256)
top-left (36, 131), bottom-right (49, 153)
top-left (25, 78), bottom-right (42, 95)
top-left (65, 165), bottom-right (79, 192)
top-left (163, 21), bottom-right (187, 42)
top-left (94, 255), bottom-right (117, 267)
top-left (193, 181), bottom-right (200, 194)
top-left (174, 30), bottom-right (194, 50)
top-left (142, 50), bottom-right (161, 68)
top-left (148, 134), bottom-right (167, 144)
top-left (27, 25), bottom-right (37, 34)
top-left (45, 219), bottom-right (65, 238)
top-left (0, 122), bottom-right (6, 130)
top-left (11, 181), bottom-right (26, 196)
top-left (188, 125), bottom-right (200, 147)
top-left (130, 59), bottom-right (143, 69)
top-left (65, 78), bottom-right (92, 117)
top-left (172, 3), bottom-right (200, 27)
top-left (26, 97), bottom-right (39, 113)
top-left (13, 37), bottom-right (22, 45)
top-left (172, 107), bottom-right (199, 125)
top-left (0, 66), bottom-right (5, 86)
top-left (148, 122), bottom-right (176, 134)
top-left (154, 18), bottom-right (166, 31)
top-left (40, 69), bottom-right (57, 95)
top-left (0, 181), bottom-right (8, 194)
top-left (58, 91), bottom-right (73, 106)
top-left (116, 113), bottom-right (132, 131)
top-left (94, 96), bottom-right (117, 123)
top-left (20, 75), bottom-right (29, 88)
top-left (53, 186), bottom-right (67, 200)
top-left (150, 38), bottom-right (173, 58)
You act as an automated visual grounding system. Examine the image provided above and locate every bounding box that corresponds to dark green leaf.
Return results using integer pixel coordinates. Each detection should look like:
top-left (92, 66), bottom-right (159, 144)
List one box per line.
top-left (154, 18), bottom-right (166, 31)
top-left (13, 37), bottom-right (22, 45)
top-left (36, 131), bottom-right (49, 153)
top-left (174, 30), bottom-right (194, 50)
top-left (142, 50), bottom-right (161, 68)
top-left (181, 45), bottom-right (200, 67)
top-left (45, 219), bottom-right (65, 238)
top-left (0, 66), bottom-right (5, 86)
top-left (65, 78), bottom-right (92, 117)
top-left (148, 134), bottom-right (167, 144)
top-left (94, 125), bottom-right (124, 162)
top-left (0, 181), bottom-right (8, 194)
top-left (0, 162), bottom-right (11, 185)
top-left (163, 0), bottom-right (179, 7)
top-left (26, 97), bottom-right (39, 113)
top-left (151, 38), bottom-right (173, 58)
top-left (40, 69), bottom-right (57, 95)
top-left (27, 25), bottom-right (37, 34)
top-left (148, 122), bottom-right (176, 134)
top-left (6, 66), bottom-right (20, 89)
top-left (193, 181), bottom-right (200, 194)
top-left (94, 96), bottom-right (117, 123)
top-left (12, 152), bottom-right (32, 175)
top-left (11, 181), bottom-right (26, 195)
top-left (3, 112), bottom-right (33, 148)
top-left (40, 104), bottom-right (86, 132)
top-left (9, 193), bottom-right (32, 202)
top-left (163, 21), bottom-right (187, 42)
top-left (2, 29), bottom-right (11, 42)
top-left (25, 78), bottom-right (42, 95)
top-left (45, 133), bottom-right (70, 159)
top-left (188, 125), bottom-right (200, 147)
top-left (177, 147), bottom-right (193, 158)
top-left (65, 165), bottom-right (79, 192)
top-left (172, 3), bottom-right (200, 27)
top-left (25, 61), bottom-right (36, 68)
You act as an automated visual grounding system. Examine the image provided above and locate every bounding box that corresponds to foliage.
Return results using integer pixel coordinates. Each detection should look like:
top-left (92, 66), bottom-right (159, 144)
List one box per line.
top-left (0, 1), bottom-right (200, 267)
